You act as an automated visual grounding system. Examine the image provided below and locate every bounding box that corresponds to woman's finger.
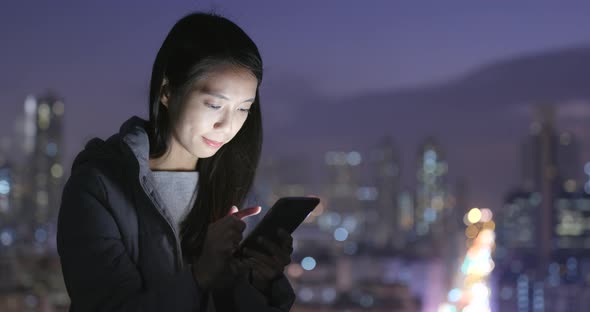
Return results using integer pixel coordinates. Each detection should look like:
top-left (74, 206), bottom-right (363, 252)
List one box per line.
top-left (244, 248), bottom-right (282, 270)
top-left (258, 237), bottom-right (282, 254)
top-left (230, 258), bottom-right (250, 275)
top-left (251, 258), bottom-right (280, 280)
top-left (232, 206), bottom-right (262, 220)
top-left (258, 238), bottom-right (291, 265)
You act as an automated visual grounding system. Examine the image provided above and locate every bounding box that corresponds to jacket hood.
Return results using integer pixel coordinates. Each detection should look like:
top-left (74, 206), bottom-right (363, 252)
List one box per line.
top-left (70, 116), bottom-right (151, 177)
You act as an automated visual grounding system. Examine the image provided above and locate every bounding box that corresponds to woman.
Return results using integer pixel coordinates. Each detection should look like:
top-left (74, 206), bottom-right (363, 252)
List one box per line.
top-left (57, 12), bottom-right (296, 311)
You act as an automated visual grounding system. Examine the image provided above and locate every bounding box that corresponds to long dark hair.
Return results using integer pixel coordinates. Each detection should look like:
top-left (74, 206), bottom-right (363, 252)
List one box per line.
top-left (147, 12), bottom-right (263, 260)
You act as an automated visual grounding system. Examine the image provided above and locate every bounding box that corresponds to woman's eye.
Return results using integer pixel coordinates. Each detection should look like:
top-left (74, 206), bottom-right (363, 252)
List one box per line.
top-left (239, 107), bottom-right (251, 113)
top-left (206, 103), bottom-right (221, 110)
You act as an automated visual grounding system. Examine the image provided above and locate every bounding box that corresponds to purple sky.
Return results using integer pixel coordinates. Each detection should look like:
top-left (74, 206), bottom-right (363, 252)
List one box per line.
top-left (2, 1), bottom-right (590, 209)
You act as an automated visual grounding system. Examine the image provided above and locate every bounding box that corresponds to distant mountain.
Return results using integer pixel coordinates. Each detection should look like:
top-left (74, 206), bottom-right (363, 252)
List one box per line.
top-left (340, 46), bottom-right (588, 127)
top-left (265, 45), bottom-right (590, 146)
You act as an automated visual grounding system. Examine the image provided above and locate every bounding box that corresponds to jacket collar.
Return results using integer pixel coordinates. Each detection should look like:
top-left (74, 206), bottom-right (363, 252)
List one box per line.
top-left (119, 115), bottom-right (152, 180)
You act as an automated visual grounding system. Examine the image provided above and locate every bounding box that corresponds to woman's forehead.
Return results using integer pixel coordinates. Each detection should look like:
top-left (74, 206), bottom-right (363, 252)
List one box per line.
top-left (191, 67), bottom-right (257, 95)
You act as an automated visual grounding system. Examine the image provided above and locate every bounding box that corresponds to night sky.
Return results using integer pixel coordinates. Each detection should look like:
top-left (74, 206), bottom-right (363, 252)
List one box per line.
top-left (2, 1), bottom-right (590, 210)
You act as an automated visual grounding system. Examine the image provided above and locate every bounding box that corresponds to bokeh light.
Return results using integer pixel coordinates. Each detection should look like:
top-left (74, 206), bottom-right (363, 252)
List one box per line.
top-left (467, 208), bottom-right (482, 224)
top-left (301, 256), bottom-right (317, 271)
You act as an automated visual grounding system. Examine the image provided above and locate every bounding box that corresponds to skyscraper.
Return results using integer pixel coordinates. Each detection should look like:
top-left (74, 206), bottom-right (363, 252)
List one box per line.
top-left (554, 190), bottom-right (590, 250)
top-left (498, 190), bottom-right (541, 250)
top-left (0, 164), bottom-right (13, 225)
top-left (13, 93), bottom-right (65, 247)
top-left (521, 104), bottom-right (562, 269)
top-left (557, 130), bottom-right (582, 192)
top-left (370, 136), bottom-right (402, 249)
top-left (415, 137), bottom-right (449, 239)
top-left (322, 150), bottom-right (364, 242)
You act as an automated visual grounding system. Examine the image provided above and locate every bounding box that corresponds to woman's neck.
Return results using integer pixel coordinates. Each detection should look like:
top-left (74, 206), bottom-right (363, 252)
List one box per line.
top-left (149, 140), bottom-right (198, 171)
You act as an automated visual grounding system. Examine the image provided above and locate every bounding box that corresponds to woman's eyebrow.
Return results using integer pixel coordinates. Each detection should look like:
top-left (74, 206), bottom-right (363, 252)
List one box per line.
top-left (203, 91), bottom-right (254, 103)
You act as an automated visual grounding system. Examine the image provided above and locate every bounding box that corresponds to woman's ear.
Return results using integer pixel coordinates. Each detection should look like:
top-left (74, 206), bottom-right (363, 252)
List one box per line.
top-left (160, 77), bottom-right (170, 108)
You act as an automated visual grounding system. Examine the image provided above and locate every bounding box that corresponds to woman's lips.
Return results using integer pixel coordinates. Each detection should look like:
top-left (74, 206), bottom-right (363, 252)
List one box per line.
top-left (202, 136), bottom-right (224, 148)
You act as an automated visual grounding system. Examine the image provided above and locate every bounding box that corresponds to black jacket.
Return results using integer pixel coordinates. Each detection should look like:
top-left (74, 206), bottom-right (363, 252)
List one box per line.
top-left (57, 116), bottom-right (295, 311)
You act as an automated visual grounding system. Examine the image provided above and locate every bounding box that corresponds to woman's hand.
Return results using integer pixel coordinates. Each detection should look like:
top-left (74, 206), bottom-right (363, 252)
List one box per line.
top-left (243, 228), bottom-right (293, 294)
top-left (192, 205), bottom-right (261, 290)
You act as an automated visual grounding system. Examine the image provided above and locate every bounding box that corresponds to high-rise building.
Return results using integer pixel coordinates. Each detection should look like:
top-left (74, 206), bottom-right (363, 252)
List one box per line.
top-left (12, 93), bottom-right (65, 247)
top-left (497, 190), bottom-right (541, 250)
top-left (0, 165), bottom-right (12, 221)
top-left (521, 104), bottom-right (561, 269)
top-left (322, 150), bottom-right (364, 243)
top-left (521, 105), bottom-right (559, 192)
top-left (496, 266), bottom-right (590, 312)
top-left (370, 136), bottom-right (402, 249)
top-left (554, 190), bottom-right (590, 251)
top-left (397, 188), bottom-right (415, 237)
top-left (496, 104), bottom-right (590, 312)
top-left (584, 161), bottom-right (590, 195)
top-left (557, 130), bottom-right (582, 192)
top-left (415, 137), bottom-right (449, 238)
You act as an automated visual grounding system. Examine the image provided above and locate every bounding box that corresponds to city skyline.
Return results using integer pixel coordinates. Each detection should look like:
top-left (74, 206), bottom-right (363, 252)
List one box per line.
top-left (1, 86), bottom-right (588, 312)
top-left (2, 2), bottom-right (590, 211)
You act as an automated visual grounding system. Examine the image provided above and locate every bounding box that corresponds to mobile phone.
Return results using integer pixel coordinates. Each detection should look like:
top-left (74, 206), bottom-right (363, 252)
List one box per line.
top-left (236, 196), bottom-right (320, 256)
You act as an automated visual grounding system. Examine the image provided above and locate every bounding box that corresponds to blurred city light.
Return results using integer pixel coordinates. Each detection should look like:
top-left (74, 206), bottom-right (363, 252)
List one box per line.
top-left (0, 179), bottom-right (10, 195)
top-left (299, 287), bottom-right (313, 302)
top-left (448, 288), bottom-right (462, 302)
top-left (334, 227), bottom-right (349, 241)
top-left (301, 256), bottom-right (317, 271)
top-left (346, 151), bottom-right (362, 166)
top-left (479, 208), bottom-right (493, 223)
top-left (0, 229), bottom-right (14, 246)
top-left (467, 208), bottom-right (482, 224)
top-left (441, 206), bottom-right (495, 312)
top-left (321, 287), bottom-right (337, 303)
top-left (287, 263), bottom-right (304, 278)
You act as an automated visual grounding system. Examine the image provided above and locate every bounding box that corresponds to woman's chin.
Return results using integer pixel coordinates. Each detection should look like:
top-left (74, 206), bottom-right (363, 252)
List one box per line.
top-left (196, 150), bottom-right (218, 159)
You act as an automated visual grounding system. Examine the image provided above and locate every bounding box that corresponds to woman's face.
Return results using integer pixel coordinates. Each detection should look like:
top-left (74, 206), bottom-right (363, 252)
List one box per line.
top-left (165, 64), bottom-right (258, 160)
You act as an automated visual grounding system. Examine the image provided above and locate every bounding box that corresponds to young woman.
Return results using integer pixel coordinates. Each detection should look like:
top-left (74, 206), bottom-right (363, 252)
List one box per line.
top-left (57, 12), bottom-right (296, 311)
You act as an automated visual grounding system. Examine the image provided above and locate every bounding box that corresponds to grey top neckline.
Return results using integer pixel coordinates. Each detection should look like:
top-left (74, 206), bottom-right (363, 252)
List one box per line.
top-left (150, 170), bottom-right (199, 232)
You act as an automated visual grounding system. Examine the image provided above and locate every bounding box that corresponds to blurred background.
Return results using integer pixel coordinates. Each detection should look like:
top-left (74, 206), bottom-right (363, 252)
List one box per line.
top-left (1, 1), bottom-right (590, 311)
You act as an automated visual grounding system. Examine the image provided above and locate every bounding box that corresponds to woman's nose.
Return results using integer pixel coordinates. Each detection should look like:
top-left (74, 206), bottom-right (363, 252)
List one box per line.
top-left (213, 111), bottom-right (233, 133)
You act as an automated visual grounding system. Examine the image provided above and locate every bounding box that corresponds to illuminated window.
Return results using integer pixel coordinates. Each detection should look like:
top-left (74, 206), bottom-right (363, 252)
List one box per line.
top-left (51, 163), bottom-right (63, 178)
top-left (53, 101), bottom-right (65, 116)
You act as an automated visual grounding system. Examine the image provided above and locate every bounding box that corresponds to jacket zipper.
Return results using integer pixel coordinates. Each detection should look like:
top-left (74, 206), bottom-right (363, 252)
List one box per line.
top-left (141, 176), bottom-right (185, 271)
top-left (120, 137), bottom-right (185, 271)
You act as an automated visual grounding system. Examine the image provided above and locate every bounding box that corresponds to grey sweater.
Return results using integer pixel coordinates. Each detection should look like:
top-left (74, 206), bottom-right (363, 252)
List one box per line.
top-left (150, 170), bottom-right (199, 233)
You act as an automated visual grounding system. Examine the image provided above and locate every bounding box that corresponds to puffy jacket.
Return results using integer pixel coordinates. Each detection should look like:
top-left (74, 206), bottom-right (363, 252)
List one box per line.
top-left (57, 116), bottom-right (295, 311)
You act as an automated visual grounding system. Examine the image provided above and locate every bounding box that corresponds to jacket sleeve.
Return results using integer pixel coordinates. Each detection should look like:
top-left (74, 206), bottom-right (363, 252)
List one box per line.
top-left (230, 272), bottom-right (296, 311)
top-left (57, 166), bottom-right (207, 311)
